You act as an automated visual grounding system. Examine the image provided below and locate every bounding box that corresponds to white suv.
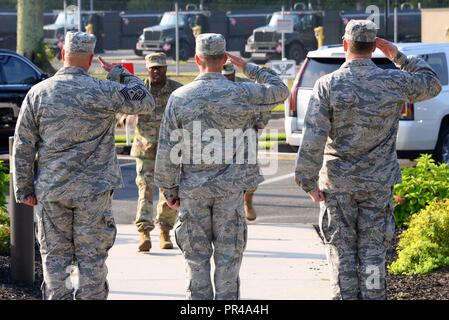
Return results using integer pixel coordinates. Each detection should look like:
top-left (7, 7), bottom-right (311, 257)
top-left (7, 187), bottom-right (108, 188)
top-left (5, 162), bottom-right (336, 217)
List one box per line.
top-left (285, 43), bottom-right (449, 163)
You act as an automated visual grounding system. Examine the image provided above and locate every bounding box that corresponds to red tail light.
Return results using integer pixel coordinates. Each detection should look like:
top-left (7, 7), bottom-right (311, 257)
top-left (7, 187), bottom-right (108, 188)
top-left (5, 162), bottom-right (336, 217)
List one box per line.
top-left (289, 58), bottom-right (308, 117)
top-left (400, 102), bottom-right (414, 120)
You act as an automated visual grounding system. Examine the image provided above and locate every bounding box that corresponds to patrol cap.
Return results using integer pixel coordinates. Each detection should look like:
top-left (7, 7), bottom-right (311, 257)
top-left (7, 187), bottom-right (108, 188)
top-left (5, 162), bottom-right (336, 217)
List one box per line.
top-left (145, 52), bottom-right (167, 68)
top-left (343, 19), bottom-right (377, 42)
top-left (195, 33), bottom-right (226, 56)
top-left (222, 60), bottom-right (235, 75)
top-left (64, 31), bottom-right (96, 53)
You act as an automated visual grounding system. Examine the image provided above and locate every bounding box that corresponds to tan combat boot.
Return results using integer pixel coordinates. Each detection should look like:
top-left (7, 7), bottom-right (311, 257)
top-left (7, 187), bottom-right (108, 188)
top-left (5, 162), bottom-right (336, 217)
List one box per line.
top-left (159, 227), bottom-right (173, 249)
top-left (244, 192), bottom-right (257, 221)
top-left (138, 231), bottom-right (151, 252)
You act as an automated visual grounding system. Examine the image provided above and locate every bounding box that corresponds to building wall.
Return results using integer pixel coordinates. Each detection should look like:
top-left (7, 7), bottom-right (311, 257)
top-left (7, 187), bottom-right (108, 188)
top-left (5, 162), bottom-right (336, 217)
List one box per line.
top-left (421, 8), bottom-right (449, 43)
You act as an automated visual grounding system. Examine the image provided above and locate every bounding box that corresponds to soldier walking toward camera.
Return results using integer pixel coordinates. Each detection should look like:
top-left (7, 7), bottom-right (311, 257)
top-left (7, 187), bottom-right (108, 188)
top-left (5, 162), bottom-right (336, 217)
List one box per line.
top-left (295, 20), bottom-right (441, 300)
top-left (13, 31), bottom-right (155, 300)
top-left (126, 52), bottom-right (183, 252)
top-left (155, 34), bottom-right (289, 300)
top-left (222, 60), bottom-right (271, 221)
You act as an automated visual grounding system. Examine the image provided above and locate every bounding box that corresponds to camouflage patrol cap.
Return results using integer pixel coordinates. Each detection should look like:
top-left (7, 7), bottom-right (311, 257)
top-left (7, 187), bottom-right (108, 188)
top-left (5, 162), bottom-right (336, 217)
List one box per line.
top-left (145, 52), bottom-right (167, 68)
top-left (196, 33), bottom-right (226, 56)
top-left (222, 60), bottom-right (235, 75)
top-left (343, 20), bottom-right (377, 42)
top-left (64, 31), bottom-right (96, 53)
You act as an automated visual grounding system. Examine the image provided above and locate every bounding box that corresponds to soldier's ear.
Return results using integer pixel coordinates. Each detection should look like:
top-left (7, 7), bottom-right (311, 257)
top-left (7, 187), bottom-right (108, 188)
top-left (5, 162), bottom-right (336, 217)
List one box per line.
top-left (343, 39), bottom-right (348, 52)
top-left (194, 54), bottom-right (202, 66)
top-left (61, 48), bottom-right (66, 62)
top-left (88, 53), bottom-right (94, 67)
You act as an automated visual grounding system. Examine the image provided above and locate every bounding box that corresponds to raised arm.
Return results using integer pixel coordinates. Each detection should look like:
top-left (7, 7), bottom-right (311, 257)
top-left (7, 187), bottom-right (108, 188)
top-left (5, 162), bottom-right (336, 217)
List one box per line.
top-left (376, 38), bottom-right (442, 103)
top-left (98, 57), bottom-right (155, 115)
top-left (227, 53), bottom-right (289, 111)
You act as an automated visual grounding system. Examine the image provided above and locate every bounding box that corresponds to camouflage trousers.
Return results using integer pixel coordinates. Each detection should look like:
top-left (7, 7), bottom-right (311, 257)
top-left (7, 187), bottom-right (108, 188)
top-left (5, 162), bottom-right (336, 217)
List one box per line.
top-left (319, 188), bottom-right (395, 300)
top-left (134, 157), bottom-right (178, 232)
top-left (35, 191), bottom-right (116, 300)
top-left (175, 192), bottom-right (247, 300)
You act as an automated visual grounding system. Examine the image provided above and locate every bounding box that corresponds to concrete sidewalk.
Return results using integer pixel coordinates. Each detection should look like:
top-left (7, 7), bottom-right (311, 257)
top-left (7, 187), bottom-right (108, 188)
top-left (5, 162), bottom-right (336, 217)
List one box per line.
top-left (106, 223), bottom-right (331, 300)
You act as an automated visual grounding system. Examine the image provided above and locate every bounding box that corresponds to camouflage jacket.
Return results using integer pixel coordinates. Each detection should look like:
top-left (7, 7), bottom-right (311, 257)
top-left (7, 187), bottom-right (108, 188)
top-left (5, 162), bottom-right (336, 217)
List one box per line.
top-left (236, 76), bottom-right (272, 130)
top-left (13, 65), bottom-right (155, 202)
top-left (154, 63), bottom-right (289, 201)
top-left (130, 78), bottom-right (183, 158)
top-left (295, 51), bottom-right (442, 193)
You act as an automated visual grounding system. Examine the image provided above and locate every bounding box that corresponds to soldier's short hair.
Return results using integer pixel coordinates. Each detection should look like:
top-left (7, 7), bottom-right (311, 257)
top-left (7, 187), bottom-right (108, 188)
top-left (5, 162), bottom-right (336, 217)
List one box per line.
top-left (201, 54), bottom-right (225, 63)
top-left (348, 40), bottom-right (376, 55)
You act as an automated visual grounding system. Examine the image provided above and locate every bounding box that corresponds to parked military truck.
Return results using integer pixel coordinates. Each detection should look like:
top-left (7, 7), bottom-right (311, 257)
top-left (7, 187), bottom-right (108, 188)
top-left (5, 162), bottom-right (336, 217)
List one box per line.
top-left (245, 7), bottom-right (323, 64)
top-left (43, 10), bottom-right (161, 57)
top-left (135, 4), bottom-right (271, 60)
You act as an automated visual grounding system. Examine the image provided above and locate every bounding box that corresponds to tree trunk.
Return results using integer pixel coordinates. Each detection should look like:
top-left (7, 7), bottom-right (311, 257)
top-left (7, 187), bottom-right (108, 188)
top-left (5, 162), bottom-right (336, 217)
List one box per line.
top-left (17, 0), bottom-right (56, 74)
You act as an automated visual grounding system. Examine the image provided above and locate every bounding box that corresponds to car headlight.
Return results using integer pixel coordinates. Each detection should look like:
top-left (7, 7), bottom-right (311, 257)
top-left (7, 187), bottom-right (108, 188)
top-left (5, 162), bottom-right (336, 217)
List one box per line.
top-left (139, 34), bottom-right (144, 41)
top-left (248, 35), bottom-right (254, 43)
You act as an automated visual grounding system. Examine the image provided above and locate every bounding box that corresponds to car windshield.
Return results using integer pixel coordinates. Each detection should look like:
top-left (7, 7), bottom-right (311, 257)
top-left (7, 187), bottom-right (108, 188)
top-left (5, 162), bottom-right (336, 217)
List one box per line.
top-left (298, 57), bottom-right (397, 88)
top-left (268, 13), bottom-right (295, 27)
top-left (159, 13), bottom-right (185, 27)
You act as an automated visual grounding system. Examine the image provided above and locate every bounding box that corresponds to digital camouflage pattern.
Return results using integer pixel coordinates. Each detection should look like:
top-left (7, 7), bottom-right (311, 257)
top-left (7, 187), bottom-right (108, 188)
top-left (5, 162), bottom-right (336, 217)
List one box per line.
top-left (36, 191), bottom-right (115, 300)
top-left (195, 33), bottom-right (226, 56)
top-left (13, 65), bottom-right (154, 202)
top-left (155, 62), bottom-right (288, 300)
top-left (13, 64), bottom-right (155, 300)
top-left (319, 189), bottom-right (395, 300)
top-left (155, 62), bottom-right (289, 202)
top-left (343, 20), bottom-right (377, 42)
top-left (174, 192), bottom-right (246, 300)
top-left (132, 78), bottom-right (182, 232)
top-left (145, 52), bottom-right (168, 68)
top-left (295, 50), bottom-right (442, 300)
top-left (64, 31), bottom-right (96, 53)
top-left (295, 51), bottom-right (442, 194)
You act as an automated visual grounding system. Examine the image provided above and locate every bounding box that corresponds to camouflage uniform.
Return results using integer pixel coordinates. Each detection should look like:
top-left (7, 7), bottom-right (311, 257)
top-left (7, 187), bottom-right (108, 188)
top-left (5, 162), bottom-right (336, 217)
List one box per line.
top-left (295, 21), bottom-right (442, 300)
top-left (132, 77), bottom-right (182, 233)
top-left (155, 33), bottom-right (289, 300)
top-left (13, 32), bottom-right (155, 300)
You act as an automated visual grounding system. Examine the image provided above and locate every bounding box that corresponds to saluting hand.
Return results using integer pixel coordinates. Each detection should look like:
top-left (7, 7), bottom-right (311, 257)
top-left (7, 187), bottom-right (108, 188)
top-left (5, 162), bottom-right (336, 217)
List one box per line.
top-left (226, 52), bottom-right (247, 70)
top-left (98, 56), bottom-right (113, 72)
top-left (376, 37), bottom-right (398, 60)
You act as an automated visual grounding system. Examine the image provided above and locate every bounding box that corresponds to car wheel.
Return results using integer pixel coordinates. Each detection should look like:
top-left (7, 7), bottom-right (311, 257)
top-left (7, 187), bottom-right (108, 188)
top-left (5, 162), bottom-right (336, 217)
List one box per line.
top-left (288, 43), bottom-right (306, 65)
top-left (134, 49), bottom-right (143, 57)
top-left (435, 125), bottom-right (449, 164)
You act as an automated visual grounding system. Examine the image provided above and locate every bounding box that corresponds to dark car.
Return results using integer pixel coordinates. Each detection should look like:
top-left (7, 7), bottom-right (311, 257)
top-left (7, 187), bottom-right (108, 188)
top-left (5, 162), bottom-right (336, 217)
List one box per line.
top-left (0, 50), bottom-right (48, 151)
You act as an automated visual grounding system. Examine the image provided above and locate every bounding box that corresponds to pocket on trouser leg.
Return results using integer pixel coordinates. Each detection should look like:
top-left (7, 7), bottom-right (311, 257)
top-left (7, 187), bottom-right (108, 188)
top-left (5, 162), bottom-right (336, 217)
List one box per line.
top-left (35, 203), bottom-right (48, 254)
top-left (174, 210), bottom-right (193, 255)
top-left (101, 210), bottom-right (117, 253)
top-left (319, 201), bottom-right (339, 245)
top-left (235, 208), bottom-right (248, 253)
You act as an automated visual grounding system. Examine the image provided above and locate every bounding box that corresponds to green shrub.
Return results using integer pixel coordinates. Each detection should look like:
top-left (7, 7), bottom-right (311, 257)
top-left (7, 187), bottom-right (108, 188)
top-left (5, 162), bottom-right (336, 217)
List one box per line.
top-left (393, 154), bottom-right (449, 227)
top-left (388, 199), bottom-right (449, 275)
top-left (0, 208), bottom-right (10, 255)
top-left (0, 161), bottom-right (10, 254)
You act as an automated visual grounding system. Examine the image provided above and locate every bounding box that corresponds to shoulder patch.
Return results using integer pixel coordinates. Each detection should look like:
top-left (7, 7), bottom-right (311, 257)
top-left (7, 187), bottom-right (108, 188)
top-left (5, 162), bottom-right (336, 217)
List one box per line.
top-left (120, 85), bottom-right (146, 101)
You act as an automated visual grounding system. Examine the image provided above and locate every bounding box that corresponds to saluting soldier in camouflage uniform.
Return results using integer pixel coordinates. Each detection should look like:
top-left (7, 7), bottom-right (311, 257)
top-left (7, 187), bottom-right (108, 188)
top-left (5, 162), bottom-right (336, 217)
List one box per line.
top-left (222, 60), bottom-right (271, 221)
top-left (155, 34), bottom-right (289, 300)
top-left (126, 53), bottom-right (182, 252)
top-left (295, 20), bottom-right (442, 300)
top-left (13, 31), bottom-right (155, 300)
